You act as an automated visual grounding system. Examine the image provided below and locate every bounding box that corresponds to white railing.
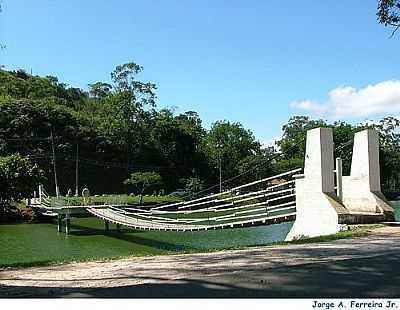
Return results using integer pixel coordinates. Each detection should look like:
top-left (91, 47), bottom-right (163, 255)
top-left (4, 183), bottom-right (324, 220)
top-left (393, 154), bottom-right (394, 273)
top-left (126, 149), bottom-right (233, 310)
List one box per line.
top-left (38, 167), bottom-right (300, 231)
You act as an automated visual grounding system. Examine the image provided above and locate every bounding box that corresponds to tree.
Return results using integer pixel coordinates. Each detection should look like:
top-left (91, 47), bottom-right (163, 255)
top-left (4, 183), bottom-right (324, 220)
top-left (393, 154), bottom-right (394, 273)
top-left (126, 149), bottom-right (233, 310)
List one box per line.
top-left (276, 116), bottom-right (359, 174)
top-left (237, 147), bottom-right (277, 184)
top-left (110, 62), bottom-right (157, 108)
top-left (377, 0), bottom-right (400, 35)
top-left (276, 116), bottom-right (327, 160)
top-left (175, 111), bottom-right (205, 142)
top-left (111, 62), bottom-right (143, 91)
top-left (203, 121), bottom-right (261, 184)
top-left (88, 82), bottom-right (112, 98)
top-left (123, 171), bottom-right (162, 204)
top-left (0, 154), bottom-right (45, 210)
top-left (180, 177), bottom-right (204, 198)
top-left (0, 4), bottom-right (5, 51)
top-left (369, 116), bottom-right (400, 195)
top-left (147, 108), bottom-right (209, 190)
top-left (0, 67), bottom-right (159, 194)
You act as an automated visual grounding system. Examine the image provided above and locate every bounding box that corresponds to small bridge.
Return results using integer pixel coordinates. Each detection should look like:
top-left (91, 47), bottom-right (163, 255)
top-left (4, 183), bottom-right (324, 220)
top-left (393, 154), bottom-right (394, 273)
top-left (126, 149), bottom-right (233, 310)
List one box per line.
top-left (33, 128), bottom-right (395, 239)
top-left (34, 169), bottom-right (300, 233)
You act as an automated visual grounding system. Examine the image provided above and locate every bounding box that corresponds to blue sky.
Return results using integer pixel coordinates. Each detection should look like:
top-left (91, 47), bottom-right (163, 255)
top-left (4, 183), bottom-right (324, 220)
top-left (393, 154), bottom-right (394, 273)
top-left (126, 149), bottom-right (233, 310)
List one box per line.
top-left (1, 0), bottom-right (400, 144)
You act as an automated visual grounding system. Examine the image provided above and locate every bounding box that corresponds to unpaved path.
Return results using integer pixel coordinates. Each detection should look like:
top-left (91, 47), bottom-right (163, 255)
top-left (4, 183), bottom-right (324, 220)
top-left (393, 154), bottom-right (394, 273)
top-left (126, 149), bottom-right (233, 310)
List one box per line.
top-left (1, 226), bottom-right (400, 298)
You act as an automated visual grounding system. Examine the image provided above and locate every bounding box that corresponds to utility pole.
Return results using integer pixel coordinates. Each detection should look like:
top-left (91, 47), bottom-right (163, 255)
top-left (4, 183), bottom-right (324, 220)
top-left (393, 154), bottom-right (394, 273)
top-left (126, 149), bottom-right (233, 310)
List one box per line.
top-left (75, 143), bottom-right (79, 197)
top-left (50, 129), bottom-right (60, 197)
top-left (219, 152), bottom-right (222, 193)
top-left (216, 142), bottom-right (223, 193)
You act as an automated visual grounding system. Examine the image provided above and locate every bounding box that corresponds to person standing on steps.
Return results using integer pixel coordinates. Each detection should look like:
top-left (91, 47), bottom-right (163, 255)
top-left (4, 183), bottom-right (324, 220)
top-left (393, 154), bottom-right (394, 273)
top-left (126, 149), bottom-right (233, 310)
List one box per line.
top-left (82, 186), bottom-right (90, 205)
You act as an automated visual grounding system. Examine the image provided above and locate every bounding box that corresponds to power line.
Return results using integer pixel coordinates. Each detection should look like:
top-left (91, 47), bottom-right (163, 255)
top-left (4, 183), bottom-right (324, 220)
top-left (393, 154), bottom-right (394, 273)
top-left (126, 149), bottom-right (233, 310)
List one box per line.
top-left (169, 138), bottom-right (307, 202)
top-left (187, 136), bottom-right (354, 200)
top-left (27, 151), bottom-right (181, 171)
top-left (335, 138), bottom-right (354, 153)
top-left (26, 136), bottom-right (355, 180)
top-left (0, 136), bottom-right (61, 142)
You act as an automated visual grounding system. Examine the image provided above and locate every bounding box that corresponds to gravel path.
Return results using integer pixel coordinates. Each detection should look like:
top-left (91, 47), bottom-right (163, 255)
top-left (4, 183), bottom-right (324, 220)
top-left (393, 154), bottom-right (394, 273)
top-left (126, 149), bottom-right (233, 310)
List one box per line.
top-left (1, 226), bottom-right (400, 298)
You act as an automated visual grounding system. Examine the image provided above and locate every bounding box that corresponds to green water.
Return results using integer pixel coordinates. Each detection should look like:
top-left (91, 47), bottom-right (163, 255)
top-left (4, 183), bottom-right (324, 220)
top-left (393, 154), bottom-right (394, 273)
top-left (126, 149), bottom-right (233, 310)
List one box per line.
top-left (0, 216), bottom-right (293, 267)
top-left (394, 201), bottom-right (400, 220)
top-left (1, 202), bottom-right (399, 268)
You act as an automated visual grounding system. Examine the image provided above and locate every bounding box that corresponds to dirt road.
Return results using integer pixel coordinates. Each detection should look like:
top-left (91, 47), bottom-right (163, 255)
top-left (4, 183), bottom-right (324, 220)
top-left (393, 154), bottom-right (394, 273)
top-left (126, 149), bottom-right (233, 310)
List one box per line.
top-left (1, 226), bottom-right (400, 298)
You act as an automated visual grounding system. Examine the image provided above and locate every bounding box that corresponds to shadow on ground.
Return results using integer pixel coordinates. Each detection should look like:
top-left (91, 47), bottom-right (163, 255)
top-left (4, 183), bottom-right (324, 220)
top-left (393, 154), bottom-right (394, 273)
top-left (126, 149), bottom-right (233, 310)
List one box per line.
top-left (1, 253), bottom-right (400, 298)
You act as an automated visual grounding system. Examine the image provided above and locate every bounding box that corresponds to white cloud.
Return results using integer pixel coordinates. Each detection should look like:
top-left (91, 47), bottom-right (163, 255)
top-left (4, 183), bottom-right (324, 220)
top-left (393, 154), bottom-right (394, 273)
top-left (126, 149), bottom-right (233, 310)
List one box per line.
top-left (289, 100), bottom-right (327, 115)
top-left (261, 136), bottom-right (281, 149)
top-left (289, 80), bottom-right (400, 118)
top-left (361, 115), bottom-right (400, 133)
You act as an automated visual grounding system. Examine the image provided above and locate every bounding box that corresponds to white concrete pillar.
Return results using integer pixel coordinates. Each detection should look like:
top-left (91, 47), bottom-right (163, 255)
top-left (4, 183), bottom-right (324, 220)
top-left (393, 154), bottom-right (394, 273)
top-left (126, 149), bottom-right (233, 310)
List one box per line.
top-left (351, 129), bottom-right (380, 191)
top-left (342, 129), bottom-right (394, 217)
top-left (286, 128), bottom-right (348, 241)
top-left (303, 128), bottom-right (335, 194)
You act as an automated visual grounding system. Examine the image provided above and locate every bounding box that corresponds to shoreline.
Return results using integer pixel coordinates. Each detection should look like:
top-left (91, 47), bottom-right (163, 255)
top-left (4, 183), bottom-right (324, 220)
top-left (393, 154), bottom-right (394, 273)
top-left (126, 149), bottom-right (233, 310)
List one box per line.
top-left (0, 224), bottom-right (381, 270)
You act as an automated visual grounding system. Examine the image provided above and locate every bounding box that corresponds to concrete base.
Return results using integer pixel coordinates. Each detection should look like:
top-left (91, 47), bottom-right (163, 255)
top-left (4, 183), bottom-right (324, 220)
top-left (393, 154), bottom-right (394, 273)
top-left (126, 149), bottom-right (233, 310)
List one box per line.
top-left (285, 177), bottom-right (348, 241)
top-left (342, 177), bottom-right (394, 218)
top-left (341, 129), bottom-right (394, 220)
top-left (373, 191), bottom-right (395, 221)
top-left (339, 213), bottom-right (385, 224)
top-left (286, 191), bottom-right (388, 241)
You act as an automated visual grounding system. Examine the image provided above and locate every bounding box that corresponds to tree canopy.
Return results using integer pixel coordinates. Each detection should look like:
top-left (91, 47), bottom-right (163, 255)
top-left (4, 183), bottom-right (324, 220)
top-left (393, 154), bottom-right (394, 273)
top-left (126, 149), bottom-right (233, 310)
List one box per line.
top-left (377, 0), bottom-right (400, 35)
top-left (124, 171), bottom-right (163, 204)
top-left (0, 64), bottom-right (263, 199)
top-left (0, 154), bottom-right (45, 209)
top-left (0, 62), bottom-right (399, 206)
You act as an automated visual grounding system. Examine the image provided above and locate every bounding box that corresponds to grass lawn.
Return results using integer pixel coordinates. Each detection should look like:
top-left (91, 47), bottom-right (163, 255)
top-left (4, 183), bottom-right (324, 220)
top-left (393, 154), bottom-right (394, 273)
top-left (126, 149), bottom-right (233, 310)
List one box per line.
top-left (57, 194), bottom-right (182, 206)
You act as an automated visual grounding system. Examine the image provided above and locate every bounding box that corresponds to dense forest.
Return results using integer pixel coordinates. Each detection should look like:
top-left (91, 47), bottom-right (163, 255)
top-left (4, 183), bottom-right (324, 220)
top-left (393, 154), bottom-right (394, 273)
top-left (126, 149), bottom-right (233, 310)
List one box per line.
top-left (0, 63), bottom-right (399, 205)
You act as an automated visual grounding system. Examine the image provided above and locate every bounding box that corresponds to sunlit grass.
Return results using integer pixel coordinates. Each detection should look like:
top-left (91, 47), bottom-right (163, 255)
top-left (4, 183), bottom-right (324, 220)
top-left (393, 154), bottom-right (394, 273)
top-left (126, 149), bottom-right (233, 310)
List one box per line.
top-left (60, 194), bottom-right (182, 206)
